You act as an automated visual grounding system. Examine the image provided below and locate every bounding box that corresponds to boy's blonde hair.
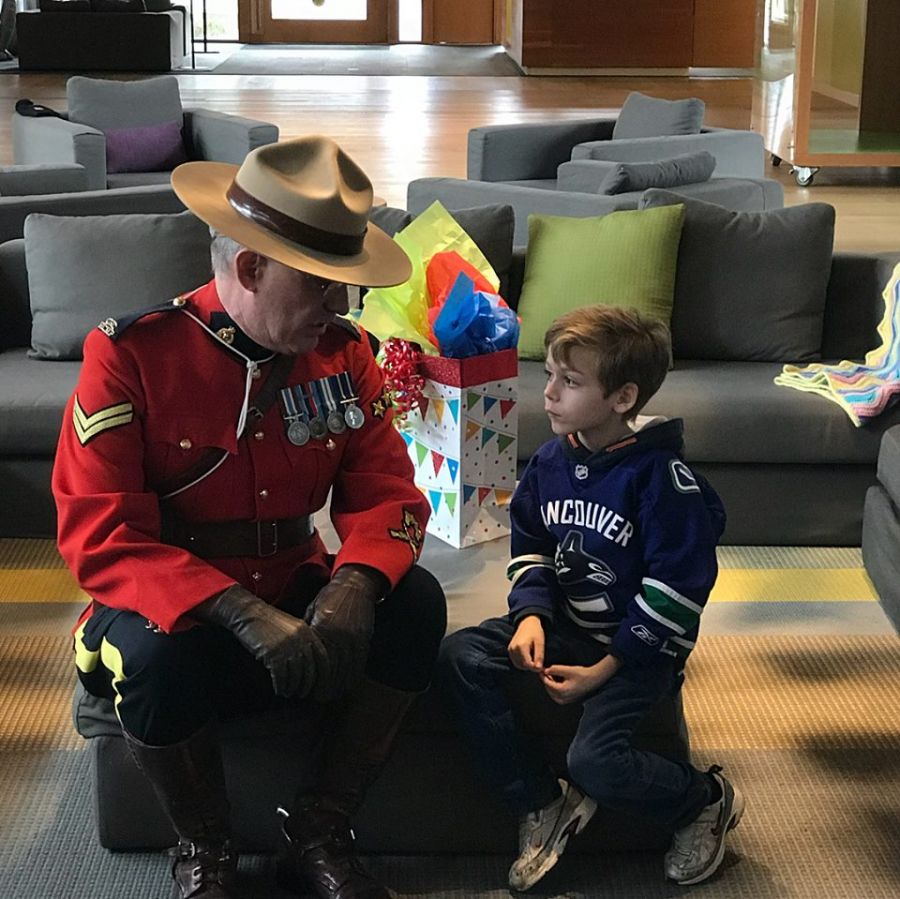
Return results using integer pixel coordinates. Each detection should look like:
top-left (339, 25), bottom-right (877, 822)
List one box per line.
top-left (544, 305), bottom-right (671, 419)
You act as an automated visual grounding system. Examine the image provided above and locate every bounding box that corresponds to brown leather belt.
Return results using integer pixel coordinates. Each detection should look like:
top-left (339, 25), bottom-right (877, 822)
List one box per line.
top-left (162, 515), bottom-right (315, 559)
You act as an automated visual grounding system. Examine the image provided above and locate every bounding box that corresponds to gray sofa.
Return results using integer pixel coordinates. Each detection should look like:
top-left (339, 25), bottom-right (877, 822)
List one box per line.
top-left (862, 426), bottom-right (900, 631)
top-left (2, 193), bottom-right (899, 546)
top-left (409, 173), bottom-right (784, 248)
top-left (16, 8), bottom-right (188, 72)
top-left (0, 185), bottom-right (187, 537)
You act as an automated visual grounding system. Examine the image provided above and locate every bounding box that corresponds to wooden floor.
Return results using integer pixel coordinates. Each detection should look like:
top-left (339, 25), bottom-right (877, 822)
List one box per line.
top-left (1, 71), bottom-right (899, 253)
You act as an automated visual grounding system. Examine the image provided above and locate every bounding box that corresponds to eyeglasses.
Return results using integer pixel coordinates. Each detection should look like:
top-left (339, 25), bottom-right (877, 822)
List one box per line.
top-left (301, 271), bottom-right (345, 297)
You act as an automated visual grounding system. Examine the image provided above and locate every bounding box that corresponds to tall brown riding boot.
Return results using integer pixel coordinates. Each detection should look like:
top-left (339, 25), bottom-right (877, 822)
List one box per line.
top-left (124, 721), bottom-right (240, 899)
top-left (277, 677), bottom-right (416, 899)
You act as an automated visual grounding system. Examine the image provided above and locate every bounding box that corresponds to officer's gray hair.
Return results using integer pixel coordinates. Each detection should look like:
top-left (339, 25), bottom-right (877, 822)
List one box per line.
top-left (209, 229), bottom-right (245, 276)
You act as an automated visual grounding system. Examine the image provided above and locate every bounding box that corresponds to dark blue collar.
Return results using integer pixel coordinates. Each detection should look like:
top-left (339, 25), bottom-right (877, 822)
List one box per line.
top-left (208, 311), bottom-right (274, 362)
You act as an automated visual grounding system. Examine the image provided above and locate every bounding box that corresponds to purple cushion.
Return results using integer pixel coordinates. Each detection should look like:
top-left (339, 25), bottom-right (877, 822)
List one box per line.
top-left (104, 120), bottom-right (188, 174)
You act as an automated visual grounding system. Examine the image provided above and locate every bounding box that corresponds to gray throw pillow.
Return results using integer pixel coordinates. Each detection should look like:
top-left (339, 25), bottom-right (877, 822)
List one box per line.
top-left (446, 204), bottom-right (515, 297)
top-left (67, 75), bottom-right (183, 131)
top-left (365, 203), bottom-right (513, 293)
top-left (597, 152), bottom-right (717, 195)
top-left (612, 92), bottom-right (705, 140)
top-left (639, 190), bottom-right (835, 362)
top-left (26, 211), bottom-right (212, 360)
top-left (368, 204), bottom-right (413, 237)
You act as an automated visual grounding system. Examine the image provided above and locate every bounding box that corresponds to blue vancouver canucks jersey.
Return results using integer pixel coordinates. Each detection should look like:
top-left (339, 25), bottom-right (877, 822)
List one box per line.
top-left (507, 418), bottom-right (725, 667)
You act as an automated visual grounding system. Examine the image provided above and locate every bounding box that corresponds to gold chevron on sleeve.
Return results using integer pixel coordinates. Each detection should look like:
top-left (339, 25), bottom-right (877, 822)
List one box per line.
top-left (73, 395), bottom-right (134, 446)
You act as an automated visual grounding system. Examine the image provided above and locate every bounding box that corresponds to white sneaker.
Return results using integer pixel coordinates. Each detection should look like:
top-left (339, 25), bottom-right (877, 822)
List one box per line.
top-left (508, 779), bottom-right (597, 892)
top-left (664, 767), bottom-right (745, 885)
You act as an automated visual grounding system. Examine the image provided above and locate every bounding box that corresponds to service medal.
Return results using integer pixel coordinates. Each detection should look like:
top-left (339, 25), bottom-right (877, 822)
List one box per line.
top-left (326, 410), bottom-right (347, 434)
top-left (287, 420), bottom-right (310, 446)
top-left (344, 404), bottom-right (365, 429)
top-left (309, 417), bottom-right (328, 440)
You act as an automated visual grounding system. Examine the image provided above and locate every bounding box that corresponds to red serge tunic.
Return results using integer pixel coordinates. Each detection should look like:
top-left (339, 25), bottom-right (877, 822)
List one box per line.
top-left (53, 280), bottom-right (429, 635)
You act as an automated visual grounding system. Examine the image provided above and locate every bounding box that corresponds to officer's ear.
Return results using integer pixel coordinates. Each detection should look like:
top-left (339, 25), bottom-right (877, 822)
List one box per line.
top-left (234, 249), bottom-right (266, 292)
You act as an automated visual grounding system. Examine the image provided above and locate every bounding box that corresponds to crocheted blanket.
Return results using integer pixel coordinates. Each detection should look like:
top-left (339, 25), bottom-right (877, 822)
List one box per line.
top-left (775, 262), bottom-right (900, 426)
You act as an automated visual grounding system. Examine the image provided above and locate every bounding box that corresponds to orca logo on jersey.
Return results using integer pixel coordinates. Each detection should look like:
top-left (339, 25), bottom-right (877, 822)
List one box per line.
top-left (669, 459), bottom-right (701, 494)
top-left (631, 624), bottom-right (660, 646)
top-left (555, 530), bottom-right (617, 598)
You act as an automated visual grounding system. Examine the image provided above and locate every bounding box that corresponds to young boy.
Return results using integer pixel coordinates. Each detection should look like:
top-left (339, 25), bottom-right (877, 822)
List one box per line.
top-left (437, 305), bottom-right (742, 891)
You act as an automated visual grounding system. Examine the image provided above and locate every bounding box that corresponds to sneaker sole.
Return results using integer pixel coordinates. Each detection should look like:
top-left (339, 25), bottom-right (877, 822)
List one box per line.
top-left (508, 794), bottom-right (598, 892)
top-left (671, 789), bottom-right (745, 886)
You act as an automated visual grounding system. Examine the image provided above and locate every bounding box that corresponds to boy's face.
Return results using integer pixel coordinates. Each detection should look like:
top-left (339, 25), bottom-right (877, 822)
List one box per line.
top-left (543, 347), bottom-right (637, 451)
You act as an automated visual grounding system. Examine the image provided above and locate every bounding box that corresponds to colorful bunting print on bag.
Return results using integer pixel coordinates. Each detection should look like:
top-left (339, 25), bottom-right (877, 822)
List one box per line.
top-left (400, 349), bottom-right (518, 548)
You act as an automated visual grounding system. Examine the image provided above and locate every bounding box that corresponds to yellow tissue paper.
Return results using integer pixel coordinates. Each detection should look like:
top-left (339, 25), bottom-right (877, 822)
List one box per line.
top-left (359, 201), bottom-right (499, 355)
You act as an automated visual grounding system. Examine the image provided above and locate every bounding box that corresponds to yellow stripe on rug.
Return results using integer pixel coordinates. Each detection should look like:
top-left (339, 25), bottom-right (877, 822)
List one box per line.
top-left (711, 568), bottom-right (876, 602)
top-left (0, 567), bottom-right (86, 603)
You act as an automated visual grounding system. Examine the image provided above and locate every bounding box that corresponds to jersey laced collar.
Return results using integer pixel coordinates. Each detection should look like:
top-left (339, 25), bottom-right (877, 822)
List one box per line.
top-left (561, 418), bottom-right (686, 471)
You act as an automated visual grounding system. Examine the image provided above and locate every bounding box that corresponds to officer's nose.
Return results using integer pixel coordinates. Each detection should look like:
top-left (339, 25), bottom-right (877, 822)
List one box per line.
top-left (325, 284), bottom-right (350, 316)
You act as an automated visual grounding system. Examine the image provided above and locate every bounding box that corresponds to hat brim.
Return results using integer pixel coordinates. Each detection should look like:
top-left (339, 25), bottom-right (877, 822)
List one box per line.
top-left (171, 161), bottom-right (412, 288)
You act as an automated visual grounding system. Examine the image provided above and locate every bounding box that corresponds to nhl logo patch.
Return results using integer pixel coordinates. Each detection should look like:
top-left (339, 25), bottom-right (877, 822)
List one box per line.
top-left (574, 464), bottom-right (589, 481)
top-left (669, 459), bottom-right (700, 494)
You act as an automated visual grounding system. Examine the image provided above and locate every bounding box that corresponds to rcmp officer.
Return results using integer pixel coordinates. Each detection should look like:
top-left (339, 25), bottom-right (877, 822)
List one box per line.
top-left (53, 137), bottom-right (447, 899)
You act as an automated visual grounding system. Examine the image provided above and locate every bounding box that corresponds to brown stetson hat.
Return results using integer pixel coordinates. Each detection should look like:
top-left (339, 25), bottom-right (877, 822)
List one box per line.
top-left (171, 135), bottom-right (411, 287)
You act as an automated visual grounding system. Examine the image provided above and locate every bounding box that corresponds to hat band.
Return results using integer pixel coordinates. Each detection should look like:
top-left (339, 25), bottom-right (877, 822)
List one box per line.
top-left (227, 182), bottom-right (366, 257)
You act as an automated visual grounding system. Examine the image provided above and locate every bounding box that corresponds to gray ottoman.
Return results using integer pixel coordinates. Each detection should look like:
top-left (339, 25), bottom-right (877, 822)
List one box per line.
top-left (862, 425), bottom-right (900, 632)
top-left (74, 670), bottom-right (690, 854)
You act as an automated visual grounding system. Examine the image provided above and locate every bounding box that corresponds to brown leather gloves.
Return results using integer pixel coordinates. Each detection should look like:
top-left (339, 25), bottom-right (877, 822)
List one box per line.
top-left (194, 584), bottom-right (329, 698)
top-left (304, 564), bottom-right (387, 700)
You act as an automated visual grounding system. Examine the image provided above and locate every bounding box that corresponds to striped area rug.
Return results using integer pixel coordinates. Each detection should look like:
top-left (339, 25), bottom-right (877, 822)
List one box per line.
top-left (1, 538), bottom-right (898, 898)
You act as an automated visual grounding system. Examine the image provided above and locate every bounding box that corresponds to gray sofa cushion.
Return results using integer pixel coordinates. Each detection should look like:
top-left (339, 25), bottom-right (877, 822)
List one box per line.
top-left (388, 202), bottom-right (515, 297)
top-left (612, 92), bottom-right (705, 140)
top-left (640, 191), bottom-right (835, 362)
top-left (26, 210), bottom-right (212, 360)
top-left (67, 74), bottom-right (183, 131)
top-left (444, 204), bottom-right (515, 295)
top-left (0, 349), bottom-right (81, 453)
top-left (518, 358), bottom-right (900, 466)
top-left (597, 152), bottom-right (717, 195)
top-left (645, 360), bottom-right (900, 465)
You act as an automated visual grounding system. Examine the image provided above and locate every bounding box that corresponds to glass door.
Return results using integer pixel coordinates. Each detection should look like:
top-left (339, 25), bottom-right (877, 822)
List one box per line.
top-left (260, 0), bottom-right (389, 43)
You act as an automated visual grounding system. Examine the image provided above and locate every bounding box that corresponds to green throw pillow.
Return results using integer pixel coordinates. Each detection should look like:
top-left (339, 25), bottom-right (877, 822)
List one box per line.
top-left (516, 205), bottom-right (685, 360)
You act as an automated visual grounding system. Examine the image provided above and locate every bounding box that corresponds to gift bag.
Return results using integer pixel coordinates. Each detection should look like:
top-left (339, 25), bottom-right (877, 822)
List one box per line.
top-left (398, 348), bottom-right (518, 548)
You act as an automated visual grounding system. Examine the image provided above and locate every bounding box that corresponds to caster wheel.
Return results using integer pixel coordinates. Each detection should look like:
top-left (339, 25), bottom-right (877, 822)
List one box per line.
top-left (793, 166), bottom-right (819, 187)
top-left (771, 154), bottom-right (782, 167)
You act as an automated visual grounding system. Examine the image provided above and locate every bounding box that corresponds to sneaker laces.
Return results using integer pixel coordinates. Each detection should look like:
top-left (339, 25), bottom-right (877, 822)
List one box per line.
top-left (670, 767), bottom-right (725, 859)
top-left (520, 790), bottom-right (566, 853)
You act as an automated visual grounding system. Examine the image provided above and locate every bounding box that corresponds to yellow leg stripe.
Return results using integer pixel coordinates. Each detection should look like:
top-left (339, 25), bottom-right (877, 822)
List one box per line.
top-left (73, 619), bottom-right (100, 674)
top-left (99, 635), bottom-right (127, 717)
top-left (74, 622), bottom-right (128, 721)
top-left (710, 568), bottom-right (876, 603)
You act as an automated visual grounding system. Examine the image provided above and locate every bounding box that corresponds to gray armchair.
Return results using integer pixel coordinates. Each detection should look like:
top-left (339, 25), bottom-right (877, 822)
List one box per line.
top-left (469, 120), bottom-right (767, 183)
top-left (413, 93), bottom-right (779, 246)
top-left (468, 92), bottom-right (766, 182)
top-left (13, 75), bottom-right (279, 192)
top-left (0, 164), bottom-right (89, 196)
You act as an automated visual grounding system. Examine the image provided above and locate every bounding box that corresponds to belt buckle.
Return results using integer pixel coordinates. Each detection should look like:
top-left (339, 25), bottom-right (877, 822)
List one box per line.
top-left (256, 520), bottom-right (278, 557)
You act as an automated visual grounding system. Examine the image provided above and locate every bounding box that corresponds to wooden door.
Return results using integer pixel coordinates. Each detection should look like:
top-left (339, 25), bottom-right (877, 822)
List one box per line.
top-left (248, 0), bottom-right (390, 44)
top-left (423, 0), bottom-right (495, 45)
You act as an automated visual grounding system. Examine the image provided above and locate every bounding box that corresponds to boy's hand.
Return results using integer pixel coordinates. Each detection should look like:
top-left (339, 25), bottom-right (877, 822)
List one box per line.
top-left (542, 655), bottom-right (622, 704)
top-left (508, 615), bottom-right (546, 671)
